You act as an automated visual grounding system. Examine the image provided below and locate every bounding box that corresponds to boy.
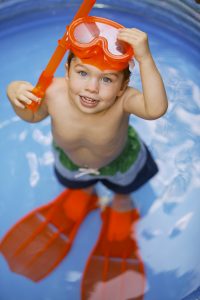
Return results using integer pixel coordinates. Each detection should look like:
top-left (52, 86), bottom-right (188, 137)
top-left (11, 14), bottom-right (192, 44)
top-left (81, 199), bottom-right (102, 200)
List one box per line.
top-left (7, 28), bottom-right (167, 202)
top-left (6, 27), bottom-right (168, 294)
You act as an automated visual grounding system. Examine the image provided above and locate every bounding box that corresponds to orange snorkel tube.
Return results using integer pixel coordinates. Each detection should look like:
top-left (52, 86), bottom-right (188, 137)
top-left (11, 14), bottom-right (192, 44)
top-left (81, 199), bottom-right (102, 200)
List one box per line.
top-left (28, 0), bottom-right (96, 112)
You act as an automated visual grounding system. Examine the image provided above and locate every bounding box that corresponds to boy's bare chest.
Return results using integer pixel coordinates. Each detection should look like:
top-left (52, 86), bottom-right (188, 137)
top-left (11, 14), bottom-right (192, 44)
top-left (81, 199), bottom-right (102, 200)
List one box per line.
top-left (51, 107), bottom-right (128, 149)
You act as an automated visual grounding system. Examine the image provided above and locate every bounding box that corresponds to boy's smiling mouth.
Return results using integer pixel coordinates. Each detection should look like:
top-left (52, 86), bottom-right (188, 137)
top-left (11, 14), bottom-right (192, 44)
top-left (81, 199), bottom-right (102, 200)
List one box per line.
top-left (80, 95), bottom-right (100, 108)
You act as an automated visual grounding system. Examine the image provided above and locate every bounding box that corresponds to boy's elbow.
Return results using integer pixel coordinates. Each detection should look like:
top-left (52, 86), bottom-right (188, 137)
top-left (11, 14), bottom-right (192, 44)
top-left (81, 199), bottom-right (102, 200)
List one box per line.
top-left (162, 101), bottom-right (168, 116)
top-left (157, 101), bottom-right (168, 118)
top-left (147, 101), bottom-right (168, 120)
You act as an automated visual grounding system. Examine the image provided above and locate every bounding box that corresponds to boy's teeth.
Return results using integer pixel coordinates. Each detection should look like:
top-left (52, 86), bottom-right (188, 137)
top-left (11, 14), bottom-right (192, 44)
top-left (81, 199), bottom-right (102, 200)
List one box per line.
top-left (80, 96), bottom-right (99, 108)
top-left (82, 96), bottom-right (96, 102)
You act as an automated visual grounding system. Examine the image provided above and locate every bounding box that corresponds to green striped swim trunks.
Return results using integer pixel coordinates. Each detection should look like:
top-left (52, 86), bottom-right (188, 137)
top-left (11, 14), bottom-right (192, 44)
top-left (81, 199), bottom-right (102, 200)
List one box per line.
top-left (53, 126), bottom-right (142, 177)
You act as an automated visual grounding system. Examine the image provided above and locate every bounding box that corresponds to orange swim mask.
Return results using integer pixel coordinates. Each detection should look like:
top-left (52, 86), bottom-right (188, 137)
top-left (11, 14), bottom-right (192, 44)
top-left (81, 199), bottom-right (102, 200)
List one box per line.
top-left (27, 1), bottom-right (133, 112)
top-left (67, 16), bottom-right (134, 71)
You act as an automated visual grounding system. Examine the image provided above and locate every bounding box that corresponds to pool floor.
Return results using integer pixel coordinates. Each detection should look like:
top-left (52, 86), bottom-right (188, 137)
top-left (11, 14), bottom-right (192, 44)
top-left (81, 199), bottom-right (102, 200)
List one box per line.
top-left (0, 2), bottom-right (200, 300)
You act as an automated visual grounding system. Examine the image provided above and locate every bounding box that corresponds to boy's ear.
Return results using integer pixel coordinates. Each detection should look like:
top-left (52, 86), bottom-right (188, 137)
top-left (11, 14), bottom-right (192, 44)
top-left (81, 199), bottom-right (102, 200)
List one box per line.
top-left (117, 79), bottom-right (129, 97)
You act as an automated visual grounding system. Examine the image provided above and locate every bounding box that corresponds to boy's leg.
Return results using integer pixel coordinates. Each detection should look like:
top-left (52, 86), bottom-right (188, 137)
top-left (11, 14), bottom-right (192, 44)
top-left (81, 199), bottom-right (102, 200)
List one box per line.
top-left (83, 185), bottom-right (96, 195)
top-left (111, 193), bottom-right (134, 211)
top-left (82, 192), bottom-right (146, 300)
top-left (63, 185), bottom-right (99, 221)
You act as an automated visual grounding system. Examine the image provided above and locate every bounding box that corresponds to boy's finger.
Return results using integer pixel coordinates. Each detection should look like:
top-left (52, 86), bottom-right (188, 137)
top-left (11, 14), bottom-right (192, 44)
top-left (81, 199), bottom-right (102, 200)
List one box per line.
top-left (118, 34), bottom-right (138, 44)
top-left (118, 32), bottom-right (138, 40)
top-left (17, 95), bottom-right (33, 105)
top-left (118, 28), bottom-right (142, 38)
top-left (25, 91), bottom-right (41, 102)
top-left (14, 99), bottom-right (25, 109)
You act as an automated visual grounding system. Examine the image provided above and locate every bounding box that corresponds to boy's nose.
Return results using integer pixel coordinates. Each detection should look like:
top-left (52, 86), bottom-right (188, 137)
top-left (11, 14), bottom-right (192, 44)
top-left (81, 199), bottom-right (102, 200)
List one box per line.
top-left (85, 78), bottom-right (99, 93)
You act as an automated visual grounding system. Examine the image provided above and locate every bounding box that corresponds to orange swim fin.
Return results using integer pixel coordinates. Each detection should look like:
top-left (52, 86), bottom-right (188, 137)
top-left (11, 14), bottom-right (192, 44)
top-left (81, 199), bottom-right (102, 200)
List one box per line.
top-left (81, 207), bottom-right (146, 300)
top-left (0, 189), bottom-right (98, 282)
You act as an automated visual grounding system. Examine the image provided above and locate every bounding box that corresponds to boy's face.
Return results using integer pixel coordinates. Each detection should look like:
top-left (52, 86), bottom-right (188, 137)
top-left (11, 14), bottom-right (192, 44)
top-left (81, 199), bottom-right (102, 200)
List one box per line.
top-left (65, 57), bottom-right (127, 114)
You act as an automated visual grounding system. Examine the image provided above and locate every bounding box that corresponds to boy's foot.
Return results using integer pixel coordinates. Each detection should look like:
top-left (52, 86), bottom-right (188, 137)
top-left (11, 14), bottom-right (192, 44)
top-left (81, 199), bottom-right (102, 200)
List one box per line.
top-left (81, 205), bottom-right (146, 300)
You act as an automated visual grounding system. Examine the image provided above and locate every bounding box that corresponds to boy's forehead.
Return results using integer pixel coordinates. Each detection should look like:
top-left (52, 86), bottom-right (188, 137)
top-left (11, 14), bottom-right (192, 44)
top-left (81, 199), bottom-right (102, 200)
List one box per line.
top-left (72, 56), bottom-right (122, 76)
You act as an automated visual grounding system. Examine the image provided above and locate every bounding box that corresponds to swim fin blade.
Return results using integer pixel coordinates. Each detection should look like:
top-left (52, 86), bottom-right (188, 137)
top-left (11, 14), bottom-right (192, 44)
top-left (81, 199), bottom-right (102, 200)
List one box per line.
top-left (0, 189), bottom-right (98, 282)
top-left (81, 207), bottom-right (146, 300)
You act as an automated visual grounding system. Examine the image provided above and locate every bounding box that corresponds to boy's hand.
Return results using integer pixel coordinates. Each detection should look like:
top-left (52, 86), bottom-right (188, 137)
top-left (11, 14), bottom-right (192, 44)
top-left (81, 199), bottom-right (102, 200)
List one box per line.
top-left (8, 81), bottom-right (41, 109)
top-left (117, 28), bottom-right (151, 63)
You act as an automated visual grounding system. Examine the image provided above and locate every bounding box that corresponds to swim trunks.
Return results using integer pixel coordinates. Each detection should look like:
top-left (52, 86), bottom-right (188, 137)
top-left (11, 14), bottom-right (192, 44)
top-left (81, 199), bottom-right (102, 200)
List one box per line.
top-left (53, 126), bottom-right (158, 194)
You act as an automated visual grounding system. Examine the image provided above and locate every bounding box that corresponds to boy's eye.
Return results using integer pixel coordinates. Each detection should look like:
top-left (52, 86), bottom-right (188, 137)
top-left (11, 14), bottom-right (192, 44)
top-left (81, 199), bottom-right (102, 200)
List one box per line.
top-left (102, 77), bottom-right (112, 83)
top-left (78, 71), bottom-right (87, 77)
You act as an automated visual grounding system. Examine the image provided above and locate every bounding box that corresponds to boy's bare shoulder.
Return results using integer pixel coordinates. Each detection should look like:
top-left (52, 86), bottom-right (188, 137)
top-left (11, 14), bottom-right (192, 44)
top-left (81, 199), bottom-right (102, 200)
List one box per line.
top-left (45, 77), bottom-right (67, 98)
top-left (123, 85), bottom-right (141, 100)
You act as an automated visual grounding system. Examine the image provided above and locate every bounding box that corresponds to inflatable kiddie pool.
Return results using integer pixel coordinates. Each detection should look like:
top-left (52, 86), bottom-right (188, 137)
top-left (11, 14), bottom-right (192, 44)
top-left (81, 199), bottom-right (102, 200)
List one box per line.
top-left (0, 0), bottom-right (200, 299)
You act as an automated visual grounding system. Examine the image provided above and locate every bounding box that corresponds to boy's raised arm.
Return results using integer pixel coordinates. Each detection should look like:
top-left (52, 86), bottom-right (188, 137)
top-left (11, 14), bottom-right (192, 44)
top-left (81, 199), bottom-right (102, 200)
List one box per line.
top-left (117, 28), bottom-right (168, 120)
top-left (7, 81), bottom-right (49, 123)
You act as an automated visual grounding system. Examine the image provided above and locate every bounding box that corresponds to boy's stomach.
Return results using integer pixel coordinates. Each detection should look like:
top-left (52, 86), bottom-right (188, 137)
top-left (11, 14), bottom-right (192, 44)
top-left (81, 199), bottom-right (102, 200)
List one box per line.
top-left (59, 143), bottom-right (127, 170)
top-left (52, 123), bottom-right (129, 169)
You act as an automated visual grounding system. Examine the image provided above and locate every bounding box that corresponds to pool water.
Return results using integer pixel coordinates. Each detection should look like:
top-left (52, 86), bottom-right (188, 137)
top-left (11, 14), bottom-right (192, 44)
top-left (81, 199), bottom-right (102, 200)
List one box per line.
top-left (0, 1), bottom-right (200, 299)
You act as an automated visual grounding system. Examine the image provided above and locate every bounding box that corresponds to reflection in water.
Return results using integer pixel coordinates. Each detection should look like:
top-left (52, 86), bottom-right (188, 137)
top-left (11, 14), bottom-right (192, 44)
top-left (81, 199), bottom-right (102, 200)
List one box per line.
top-left (0, 190), bottom-right (146, 299)
top-left (82, 207), bottom-right (146, 300)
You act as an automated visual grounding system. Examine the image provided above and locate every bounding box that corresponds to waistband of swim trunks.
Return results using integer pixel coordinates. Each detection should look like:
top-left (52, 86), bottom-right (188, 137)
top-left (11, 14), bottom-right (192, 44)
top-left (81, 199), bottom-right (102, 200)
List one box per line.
top-left (53, 126), bottom-right (141, 176)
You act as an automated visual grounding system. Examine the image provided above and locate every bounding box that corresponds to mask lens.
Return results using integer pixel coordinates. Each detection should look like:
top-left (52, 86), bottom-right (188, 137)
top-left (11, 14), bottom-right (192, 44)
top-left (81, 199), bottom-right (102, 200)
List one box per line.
top-left (74, 22), bottom-right (100, 43)
top-left (96, 22), bottom-right (126, 55)
top-left (74, 21), bottom-right (126, 56)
